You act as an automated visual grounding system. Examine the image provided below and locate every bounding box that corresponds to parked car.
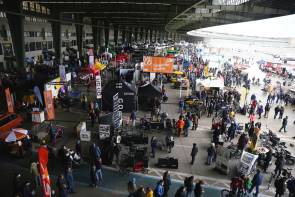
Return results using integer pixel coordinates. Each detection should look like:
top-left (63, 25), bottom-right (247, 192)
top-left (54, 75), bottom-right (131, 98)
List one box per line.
top-left (0, 113), bottom-right (23, 132)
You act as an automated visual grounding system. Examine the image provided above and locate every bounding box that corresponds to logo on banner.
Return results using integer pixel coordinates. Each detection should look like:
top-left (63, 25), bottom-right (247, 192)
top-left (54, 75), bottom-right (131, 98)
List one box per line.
top-left (5, 88), bottom-right (14, 113)
top-left (113, 93), bottom-right (123, 129)
top-left (44, 90), bottom-right (55, 120)
top-left (143, 56), bottom-right (173, 73)
top-left (95, 75), bottom-right (102, 99)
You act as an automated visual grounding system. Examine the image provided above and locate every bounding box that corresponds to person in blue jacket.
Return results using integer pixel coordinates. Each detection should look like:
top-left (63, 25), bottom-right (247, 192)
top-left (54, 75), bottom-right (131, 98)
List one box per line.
top-left (155, 180), bottom-right (164, 197)
top-left (249, 169), bottom-right (263, 196)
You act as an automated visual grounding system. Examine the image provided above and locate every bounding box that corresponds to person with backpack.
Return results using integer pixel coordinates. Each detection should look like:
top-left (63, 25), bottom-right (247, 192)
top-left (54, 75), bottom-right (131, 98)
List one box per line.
top-left (274, 176), bottom-right (287, 197)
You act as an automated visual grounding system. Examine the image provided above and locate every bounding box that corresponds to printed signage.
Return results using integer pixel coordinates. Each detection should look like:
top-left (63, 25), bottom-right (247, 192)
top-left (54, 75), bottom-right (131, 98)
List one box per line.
top-left (44, 90), bottom-right (55, 120)
top-left (239, 151), bottom-right (258, 175)
top-left (5, 88), bottom-right (14, 113)
top-left (99, 124), bottom-right (110, 139)
top-left (143, 56), bottom-right (174, 73)
top-left (113, 93), bottom-right (122, 129)
top-left (95, 75), bottom-right (102, 99)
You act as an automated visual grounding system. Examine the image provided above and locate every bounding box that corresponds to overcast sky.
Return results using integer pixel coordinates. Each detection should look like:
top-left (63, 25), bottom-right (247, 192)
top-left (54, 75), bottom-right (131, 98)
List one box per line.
top-left (193, 14), bottom-right (295, 38)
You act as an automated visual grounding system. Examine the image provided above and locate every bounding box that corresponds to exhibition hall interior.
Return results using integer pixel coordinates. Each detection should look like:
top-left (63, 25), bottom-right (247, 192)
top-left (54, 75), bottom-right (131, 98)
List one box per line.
top-left (0, 0), bottom-right (295, 197)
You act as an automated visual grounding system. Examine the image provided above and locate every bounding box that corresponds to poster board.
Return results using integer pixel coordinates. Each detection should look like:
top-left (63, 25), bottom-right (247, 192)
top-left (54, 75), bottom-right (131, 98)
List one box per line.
top-left (96, 75), bottom-right (102, 99)
top-left (99, 124), bottom-right (110, 139)
top-left (239, 151), bottom-right (258, 175)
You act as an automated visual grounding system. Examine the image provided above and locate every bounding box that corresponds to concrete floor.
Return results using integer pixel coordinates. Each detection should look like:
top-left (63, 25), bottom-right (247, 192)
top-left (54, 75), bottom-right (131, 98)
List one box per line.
top-left (1, 69), bottom-right (294, 197)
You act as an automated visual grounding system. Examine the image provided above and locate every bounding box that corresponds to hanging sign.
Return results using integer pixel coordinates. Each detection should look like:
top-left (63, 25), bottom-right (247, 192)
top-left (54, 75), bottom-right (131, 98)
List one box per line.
top-left (143, 56), bottom-right (174, 73)
top-left (5, 88), bottom-right (14, 113)
top-left (96, 75), bottom-right (102, 99)
top-left (38, 146), bottom-right (51, 197)
top-left (44, 90), bottom-right (55, 120)
top-left (113, 93), bottom-right (122, 129)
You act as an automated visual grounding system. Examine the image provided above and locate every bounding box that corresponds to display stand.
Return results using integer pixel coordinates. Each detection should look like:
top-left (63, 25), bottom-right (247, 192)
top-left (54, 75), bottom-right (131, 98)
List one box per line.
top-left (32, 111), bottom-right (45, 124)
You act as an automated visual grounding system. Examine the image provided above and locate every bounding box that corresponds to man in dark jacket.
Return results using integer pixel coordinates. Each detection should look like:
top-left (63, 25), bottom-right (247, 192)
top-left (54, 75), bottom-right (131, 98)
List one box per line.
top-left (275, 176), bottom-right (287, 197)
top-left (163, 171), bottom-right (171, 197)
top-left (279, 106), bottom-right (285, 119)
top-left (190, 143), bottom-right (198, 165)
top-left (279, 116), bottom-right (288, 133)
top-left (263, 149), bottom-right (273, 172)
top-left (249, 169), bottom-right (263, 196)
top-left (264, 103), bottom-right (270, 118)
top-left (175, 186), bottom-right (187, 197)
top-left (194, 180), bottom-right (204, 197)
top-left (274, 106), bottom-right (280, 119)
top-left (274, 155), bottom-right (285, 177)
top-left (237, 133), bottom-right (248, 151)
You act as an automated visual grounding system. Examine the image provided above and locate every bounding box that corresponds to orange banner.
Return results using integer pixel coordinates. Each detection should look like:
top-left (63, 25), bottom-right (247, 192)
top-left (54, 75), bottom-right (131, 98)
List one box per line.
top-left (5, 88), bottom-right (14, 113)
top-left (44, 90), bottom-right (55, 120)
top-left (38, 146), bottom-right (51, 197)
top-left (143, 56), bottom-right (174, 73)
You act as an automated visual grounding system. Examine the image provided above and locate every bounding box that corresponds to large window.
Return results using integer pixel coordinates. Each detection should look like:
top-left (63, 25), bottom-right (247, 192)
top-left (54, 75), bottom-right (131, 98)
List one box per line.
top-left (29, 2), bottom-right (35, 12)
top-left (48, 41), bottom-right (53, 49)
top-left (29, 42), bottom-right (36, 51)
top-left (36, 42), bottom-right (42, 50)
top-left (25, 43), bottom-right (29, 52)
top-left (42, 42), bottom-right (47, 50)
top-left (35, 3), bottom-right (41, 13)
top-left (71, 40), bottom-right (76, 46)
top-left (22, 2), bottom-right (29, 10)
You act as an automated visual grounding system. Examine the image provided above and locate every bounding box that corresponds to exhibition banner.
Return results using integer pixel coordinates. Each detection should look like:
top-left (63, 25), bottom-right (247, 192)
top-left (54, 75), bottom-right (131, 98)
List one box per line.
top-left (143, 56), bottom-right (173, 73)
top-left (113, 93), bottom-right (122, 129)
top-left (44, 90), bottom-right (55, 120)
top-left (38, 146), bottom-right (51, 197)
top-left (96, 75), bottom-right (102, 99)
top-left (5, 88), bottom-right (14, 113)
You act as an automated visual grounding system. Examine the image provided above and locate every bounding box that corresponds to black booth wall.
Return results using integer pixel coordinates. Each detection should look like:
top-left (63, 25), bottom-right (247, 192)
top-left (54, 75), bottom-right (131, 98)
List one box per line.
top-left (102, 80), bottom-right (137, 112)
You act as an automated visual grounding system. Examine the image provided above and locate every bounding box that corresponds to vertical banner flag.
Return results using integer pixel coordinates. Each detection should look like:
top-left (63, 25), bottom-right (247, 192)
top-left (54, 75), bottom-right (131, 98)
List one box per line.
top-left (44, 90), bottom-right (55, 120)
top-left (59, 65), bottom-right (66, 82)
top-left (95, 75), bottom-right (102, 99)
top-left (38, 146), bottom-right (51, 197)
top-left (113, 93), bottom-right (122, 129)
top-left (5, 88), bottom-right (14, 113)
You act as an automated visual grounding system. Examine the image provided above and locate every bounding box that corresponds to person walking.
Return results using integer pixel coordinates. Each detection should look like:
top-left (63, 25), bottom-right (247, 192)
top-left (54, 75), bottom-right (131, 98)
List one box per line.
top-left (163, 171), bottom-right (171, 197)
top-left (249, 169), bottom-right (263, 196)
top-left (263, 149), bottom-right (273, 173)
top-left (264, 102), bottom-right (270, 118)
top-left (89, 164), bottom-right (98, 188)
top-left (151, 136), bottom-right (157, 158)
top-left (279, 116), bottom-right (288, 133)
top-left (176, 116), bottom-right (185, 137)
top-left (279, 106), bottom-right (285, 119)
top-left (184, 117), bottom-right (192, 137)
top-left (274, 105), bottom-right (280, 119)
top-left (130, 111), bottom-right (136, 127)
top-left (256, 104), bottom-right (263, 119)
top-left (56, 174), bottom-right (68, 197)
top-left (30, 161), bottom-right (40, 188)
top-left (192, 113), bottom-right (199, 131)
top-left (65, 166), bottom-right (75, 193)
top-left (190, 143), bottom-right (198, 165)
top-left (95, 158), bottom-right (103, 184)
top-left (194, 180), bottom-right (204, 197)
top-left (154, 180), bottom-right (164, 197)
top-left (206, 143), bottom-right (215, 165)
top-left (274, 155), bottom-right (285, 177)
top-left (184, 176), bottom-right (194, 197)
